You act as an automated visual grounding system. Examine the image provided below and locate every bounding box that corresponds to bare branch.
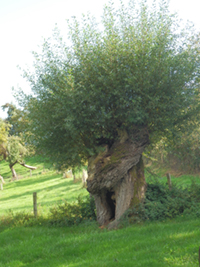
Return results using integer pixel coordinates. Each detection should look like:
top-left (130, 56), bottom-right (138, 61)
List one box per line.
top-left (19, 163), bottom-right (37, 170)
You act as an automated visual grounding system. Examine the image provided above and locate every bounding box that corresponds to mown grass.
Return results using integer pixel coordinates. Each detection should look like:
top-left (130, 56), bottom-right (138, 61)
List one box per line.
top-left (0, 157), bottom-right (88, 216)
top-left (145, 168), bottom-right (200, 188)
top-left (1, 157), bottom-right (200, 266)
top-left (0, 217), bottom-right (199, 267)
top-left (0, 155), bottom-right (52, 179)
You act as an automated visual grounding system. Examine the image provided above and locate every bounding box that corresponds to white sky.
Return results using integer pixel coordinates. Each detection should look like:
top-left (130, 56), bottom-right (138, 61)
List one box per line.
top-left (0, 0), bottom-right (200, 118)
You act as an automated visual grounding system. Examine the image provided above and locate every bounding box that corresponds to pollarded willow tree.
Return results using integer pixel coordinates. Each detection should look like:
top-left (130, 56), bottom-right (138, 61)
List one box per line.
top-left (20, 0), bottom-right (200, 228)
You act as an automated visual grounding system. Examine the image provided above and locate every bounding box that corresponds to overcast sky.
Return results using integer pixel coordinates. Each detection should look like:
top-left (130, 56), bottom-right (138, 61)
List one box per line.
top-left (0, 0), bottom-right (200, 118)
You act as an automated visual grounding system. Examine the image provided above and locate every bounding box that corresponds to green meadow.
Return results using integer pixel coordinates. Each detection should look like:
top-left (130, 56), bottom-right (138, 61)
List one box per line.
top-left (0, 158), bottom-right (88, 216)
top-left (0, 157), bottom-right (200, 267)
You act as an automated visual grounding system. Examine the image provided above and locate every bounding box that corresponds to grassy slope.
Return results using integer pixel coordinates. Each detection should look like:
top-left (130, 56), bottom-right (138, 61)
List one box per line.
top-left (0, 157), bottom-right (200, 267)
top-left (0, 157), bottom-right (88, 215)
top-left (145, 169), bottom-right (200, 188)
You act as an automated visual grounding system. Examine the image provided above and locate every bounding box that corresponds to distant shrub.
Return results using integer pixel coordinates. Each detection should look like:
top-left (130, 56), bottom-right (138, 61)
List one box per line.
top-left (2, 181), bottom-right (200, 229)
top-left (0, 210), bottom-right (45, 228)
top-left (0, 195), bottom-right (96, 228)
top-left (48, 195), bottom-right (96, 226)
top-left (120, 179), bottom-right (200, 226)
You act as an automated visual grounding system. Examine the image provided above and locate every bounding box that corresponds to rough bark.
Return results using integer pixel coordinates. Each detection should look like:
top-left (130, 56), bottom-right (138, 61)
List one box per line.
top-left (87, 127), bottom-right (149, 228)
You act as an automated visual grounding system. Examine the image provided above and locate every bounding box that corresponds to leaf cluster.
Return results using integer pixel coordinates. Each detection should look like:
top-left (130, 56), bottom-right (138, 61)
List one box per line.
top-left (2, 103), bottom-right (29, 137)
top-left (6, 136), bottom-right (27, 166)
top-left (145, 125), bottom-right (200, 173)
top-left (20, 0), bottom-right (200, 167)
top-left (0, 119), bottom-right (10, 160)
top-left (0, 119), bottom-right (9, 145)
top-left (0, 118), bottom-right (28, 167)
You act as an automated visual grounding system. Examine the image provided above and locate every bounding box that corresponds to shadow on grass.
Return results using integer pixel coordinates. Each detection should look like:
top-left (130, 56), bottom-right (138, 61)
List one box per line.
top-left (1, 179), bottom-right (83, 202)
top-left (11, 173), bottom-right (77, 188)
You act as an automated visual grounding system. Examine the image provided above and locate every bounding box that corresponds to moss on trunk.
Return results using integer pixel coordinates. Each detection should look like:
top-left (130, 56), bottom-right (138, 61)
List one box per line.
top-left (129, 157), bottom-right (146, 207)
top-left (87, 127), bottom-right (149, 228)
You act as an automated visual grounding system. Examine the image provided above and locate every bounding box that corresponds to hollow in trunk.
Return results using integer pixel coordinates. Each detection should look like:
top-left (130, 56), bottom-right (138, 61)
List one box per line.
top-left (87, 127), bottom-right (149, 229)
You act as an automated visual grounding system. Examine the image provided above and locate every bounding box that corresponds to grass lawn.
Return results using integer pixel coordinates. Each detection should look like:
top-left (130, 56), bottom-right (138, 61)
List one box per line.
top-left (145, 169), bottom-right (200, 188)
top-left (0, 217), bottom-right (199, 267)
top-left (1, 157), bottom-right (200, 266)
top-left (0, 157), bottom-right (88, 216)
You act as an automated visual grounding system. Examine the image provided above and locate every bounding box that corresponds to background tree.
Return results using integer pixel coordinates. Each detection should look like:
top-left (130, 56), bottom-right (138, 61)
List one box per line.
top-left (6, 136), bottom-right (27, 180)
top-left (145, 126), bottom-right (200, 174)
top-left (2, 103), bottom-right (31, 138)
top-left (19, 0), bottom-right (200, 227)
top-left (0, 134), bottom-right (37, 180)
top-left (0, 119), bottom-right (9, 161)
top-left (0, 111), bottom-right (36, 180)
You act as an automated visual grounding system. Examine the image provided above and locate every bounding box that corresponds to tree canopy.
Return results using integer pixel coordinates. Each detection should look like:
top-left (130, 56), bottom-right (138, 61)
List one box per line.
top-left (0, 119), bottom-right (9, 160)
top-left (2, 103), bottom-right (27, 136)
top-left (20, 0), bottom-right (200, 169)
top-left (0, 113), bottom-right (36, 179)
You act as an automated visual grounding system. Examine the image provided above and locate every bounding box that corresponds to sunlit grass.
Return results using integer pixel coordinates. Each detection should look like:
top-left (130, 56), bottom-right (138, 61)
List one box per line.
top-left (0, 157), bottom-right (88, 216)
top-left (0, 218), bottom-right (199, 267)
top-left (1, 157), bottom-right (200, 266)
top-left (145, 169), bottom-right (200, 188)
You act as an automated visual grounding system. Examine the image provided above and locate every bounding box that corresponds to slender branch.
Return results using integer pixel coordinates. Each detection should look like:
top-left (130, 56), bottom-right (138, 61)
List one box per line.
top-left (19, 163), bottom-right (37, 170)
top-left (9, 160), bottom-right (18, 168)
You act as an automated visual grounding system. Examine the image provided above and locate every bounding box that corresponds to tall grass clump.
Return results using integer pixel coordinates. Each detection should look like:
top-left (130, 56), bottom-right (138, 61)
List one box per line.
top-left (48, 195), bottom-right (96, 226)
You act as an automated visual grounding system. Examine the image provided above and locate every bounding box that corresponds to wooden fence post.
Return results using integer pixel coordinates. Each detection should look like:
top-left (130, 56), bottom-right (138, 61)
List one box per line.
top-left (33, 192), bottom-right (37, 217)
top-left (199, 246), bottom-right (200, 267)
top-left (166, 173), bottom-right (172, 190)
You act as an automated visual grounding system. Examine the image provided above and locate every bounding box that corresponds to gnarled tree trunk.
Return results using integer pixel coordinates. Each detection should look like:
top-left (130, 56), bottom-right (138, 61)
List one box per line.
top-left (87, 127), bottom-right (149, 229)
